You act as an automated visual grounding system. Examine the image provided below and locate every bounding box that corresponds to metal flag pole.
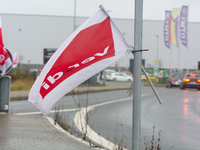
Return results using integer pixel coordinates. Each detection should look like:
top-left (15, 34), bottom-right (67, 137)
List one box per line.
top-left (178, 9), bottom-right (181, 72)
top-left (141, 65), bottom-right (162, 104)
top-left (132, 0), bottom-right (143, 149)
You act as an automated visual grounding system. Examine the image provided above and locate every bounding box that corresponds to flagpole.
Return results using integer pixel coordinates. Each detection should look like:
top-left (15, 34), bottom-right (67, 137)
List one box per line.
top-left (155, 34), bottom-right (159, 73)
top-left (132, 0), bottom-right (143, 149)
top-left (178, 21), bottom-right (180, 72)
top-left (170, 49), bottom-right (172, 74)
top-left (178, 6), bottom-right (181, 72)
top-left (187, 5), bottom-right (189, 74)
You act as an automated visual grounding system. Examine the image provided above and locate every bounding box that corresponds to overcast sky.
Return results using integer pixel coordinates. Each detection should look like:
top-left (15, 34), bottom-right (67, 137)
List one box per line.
top-left (0, 0), bottom-right (199, 22)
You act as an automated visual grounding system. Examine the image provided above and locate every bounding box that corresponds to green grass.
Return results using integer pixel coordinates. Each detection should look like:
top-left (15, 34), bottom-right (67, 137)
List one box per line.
top-left (10, 79), bottom-right (107, 91)
top-left (143, 82), bottom-right (166, 87)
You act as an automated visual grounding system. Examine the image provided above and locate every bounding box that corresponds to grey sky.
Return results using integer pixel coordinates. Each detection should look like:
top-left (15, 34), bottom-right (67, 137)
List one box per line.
top-left (0, 0), bottom-right (199, 22)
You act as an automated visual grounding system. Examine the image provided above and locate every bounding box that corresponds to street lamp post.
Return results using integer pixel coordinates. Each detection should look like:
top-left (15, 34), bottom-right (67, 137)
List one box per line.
top-left (155, 35), bottom-right (159, 75)
top-left (73, 0), bottom-right (76, 31)
top-left (155, 34), bottom-right (159, 69)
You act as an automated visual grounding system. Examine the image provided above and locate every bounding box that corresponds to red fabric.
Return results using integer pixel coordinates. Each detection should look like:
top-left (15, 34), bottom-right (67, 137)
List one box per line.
top-left (0, 27), bottom-right (9, 66)
top-left (40, 17), bottom-right (115, 98)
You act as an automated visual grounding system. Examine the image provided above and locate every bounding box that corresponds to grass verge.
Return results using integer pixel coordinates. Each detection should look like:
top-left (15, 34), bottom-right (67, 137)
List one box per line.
top-left (11, 78), bottom-right (35, 91)
top-left (143, 83), bottom-right (166, 87)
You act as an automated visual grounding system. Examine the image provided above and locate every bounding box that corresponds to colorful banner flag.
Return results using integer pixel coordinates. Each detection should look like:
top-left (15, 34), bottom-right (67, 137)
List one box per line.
top-left (164, 11), bottom-right (171, 49)
top-left (28, 6), bottom-right (132, 115)
top-left (0, 17), bottom-right (12, 75)
top-left (12, 52), bottom-right (18, 68)
top-left (170, 8), bottom-right (179, 47)
top-left (180, 5), bottom-right (188, 47)
top-left (170, 18), bottom-right (179, 46)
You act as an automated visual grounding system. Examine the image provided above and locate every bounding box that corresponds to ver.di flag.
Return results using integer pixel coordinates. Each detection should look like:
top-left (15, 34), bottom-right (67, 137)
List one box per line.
top-left (0, 17), bottom-right (12, 75)
top-left (28, 6), bottom-right (133, 115)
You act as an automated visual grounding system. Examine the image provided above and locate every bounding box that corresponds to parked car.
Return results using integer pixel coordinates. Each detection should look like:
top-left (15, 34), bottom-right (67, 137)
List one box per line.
top-left (98, 69), bottom-right (116, 80)
top-left (122, 71), bottom-right (133, 77)
top-left (141, 74), bottom-right (157, 83)
top-left (166, 73), bottom-right (184, 88)
top-left (104, 69), bottom-right (116, 75)
top-left (107, 72), bottom-right (133, 82)
top-left (141, 71), bottom-right (147, 78)
top-left (180, 74), bottom-right (200, 90)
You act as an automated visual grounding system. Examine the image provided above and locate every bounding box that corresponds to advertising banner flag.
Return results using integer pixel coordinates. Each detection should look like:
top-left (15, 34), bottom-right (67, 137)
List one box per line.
top-left (170, 18), bottom-right (179, 46)
top-left (170, 8), bottom-right (180, 47)
top-left (28, 6), bottom-right (133, 115)
top-left (0, 17), bottom-right (12, 75)
top-left (164, 11), bottom-right (171, 49)
top-left (12, 52), bottom-right (18, 68)
top-left (180, 5), bottom-right (188, 47)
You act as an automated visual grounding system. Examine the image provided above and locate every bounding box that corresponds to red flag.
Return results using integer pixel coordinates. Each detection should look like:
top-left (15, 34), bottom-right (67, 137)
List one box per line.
top-left (0, 17), bottom-right (12, 75)
top-left (28, 6), bottom-right (132, 115)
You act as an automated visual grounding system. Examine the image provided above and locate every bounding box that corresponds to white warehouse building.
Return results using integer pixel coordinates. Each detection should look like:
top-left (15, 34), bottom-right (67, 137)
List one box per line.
top-left (0, 13), bottom-right (200, 74)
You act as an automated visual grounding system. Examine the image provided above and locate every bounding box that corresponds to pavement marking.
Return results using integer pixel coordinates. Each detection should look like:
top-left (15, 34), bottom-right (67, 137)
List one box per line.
top-left (73, 95), bottom-right (150, 150)
top-left (74, 106), bottom-right (125, 150)
top-left (14, 108), bottom-right (77, 115)
top-left (14, 94), bottom-right (150, 115)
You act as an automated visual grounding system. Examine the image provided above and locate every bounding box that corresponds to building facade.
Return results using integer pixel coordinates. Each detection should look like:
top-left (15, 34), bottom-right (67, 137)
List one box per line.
top-left (0, 13), bottom-right (200, 73)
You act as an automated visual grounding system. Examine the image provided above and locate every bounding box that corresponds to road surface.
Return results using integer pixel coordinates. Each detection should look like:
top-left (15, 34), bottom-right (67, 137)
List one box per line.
top-left (11, 84), bottom-right (200, 150)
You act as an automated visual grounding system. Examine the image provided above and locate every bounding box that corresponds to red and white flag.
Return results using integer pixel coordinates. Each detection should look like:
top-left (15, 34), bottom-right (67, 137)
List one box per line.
top-left (28, 6), bottom-right (133, 115)
top-left (0, 17), bottom-right (12, 75)
top-left (12, 52), bottom-right (18, 68)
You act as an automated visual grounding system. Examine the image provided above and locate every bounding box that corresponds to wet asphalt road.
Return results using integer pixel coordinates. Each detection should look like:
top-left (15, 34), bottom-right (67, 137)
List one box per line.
top-left (10, 82), bottom-right (200, 150)
top-left (88, 86), bottom-right (200, 150)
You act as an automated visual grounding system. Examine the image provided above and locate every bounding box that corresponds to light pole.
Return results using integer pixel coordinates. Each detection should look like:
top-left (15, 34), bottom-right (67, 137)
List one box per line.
top-left (155, 34), bottom-right (159, 72)
top-left (73, 0), bottom-right (76, 31)
top-left (132, 0), bottom-right (143, 149)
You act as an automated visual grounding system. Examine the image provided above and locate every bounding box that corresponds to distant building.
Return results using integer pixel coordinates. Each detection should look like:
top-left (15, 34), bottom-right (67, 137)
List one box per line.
top-left (0, 13), bottom-right (200, 74)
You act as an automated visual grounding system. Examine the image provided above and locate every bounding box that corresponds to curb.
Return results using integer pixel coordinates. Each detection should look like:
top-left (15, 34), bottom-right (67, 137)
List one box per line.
top-left (46, 116), bottom-right (102, 150)
top-left (10, 85), bottom-right (131, 101)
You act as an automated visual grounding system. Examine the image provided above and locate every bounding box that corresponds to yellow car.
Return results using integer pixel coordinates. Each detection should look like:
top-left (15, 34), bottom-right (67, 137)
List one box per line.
top-left (141, 74), bottom-right (157, 83)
